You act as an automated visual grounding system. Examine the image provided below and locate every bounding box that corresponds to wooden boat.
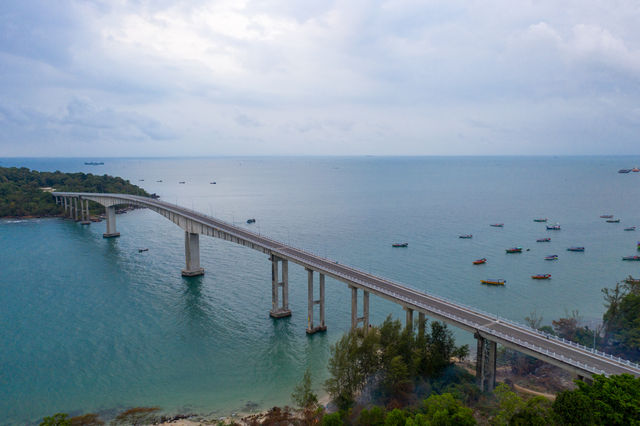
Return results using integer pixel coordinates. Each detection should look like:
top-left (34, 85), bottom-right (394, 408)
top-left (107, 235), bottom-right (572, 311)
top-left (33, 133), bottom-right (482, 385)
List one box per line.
top-left (481, 279), bottom-right (505, 286)
top-left (536, 238), bottom-right (551, 242)
top-left (392, 242), bottom-right (408, 247)
top-left (622, 256), bottom-right (640, 261)
top-left (625, 227), bottom-right (636, 231)
top-left (246, 218), bottom-right (256, 224)
top-left (506, 247), bottom-right (523, 253)
top-left (459, 234), bottom-right (472, 239)
top-left (531, 274), bottom-right (551, 280)
top-left (546, 224), bottom-right (561, 230)
top-left (606, 219), bottom-right (620, 223)
top-left (567, 247), bottom-right (585, 252)
top-left (544, 255), bottom-right (559, 260)
top-left (138, 248), bottom-right (149, 253)
top-left (473, 258), bottom-right (487, 265)
top-left (533, 218), bottom-right (548, 222)
top-left (600, 215), bottom-right (614, 218)
top-left (633, 168), bottom-right (640, 172)
top-left (618, 169), bottom-right (631, 173)
top-left (490, 223), bottom-right (504, 227)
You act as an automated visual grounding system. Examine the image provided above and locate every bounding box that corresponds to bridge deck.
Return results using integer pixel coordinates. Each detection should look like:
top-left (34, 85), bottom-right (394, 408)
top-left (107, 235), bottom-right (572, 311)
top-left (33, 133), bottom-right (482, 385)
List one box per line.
top-left (54, 192), bottom-right (640, 378)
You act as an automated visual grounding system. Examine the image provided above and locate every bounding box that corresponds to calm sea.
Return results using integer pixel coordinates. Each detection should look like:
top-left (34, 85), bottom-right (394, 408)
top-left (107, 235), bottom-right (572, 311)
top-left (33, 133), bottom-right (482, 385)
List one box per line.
top-left (2, 156), bottom-right (640, 424)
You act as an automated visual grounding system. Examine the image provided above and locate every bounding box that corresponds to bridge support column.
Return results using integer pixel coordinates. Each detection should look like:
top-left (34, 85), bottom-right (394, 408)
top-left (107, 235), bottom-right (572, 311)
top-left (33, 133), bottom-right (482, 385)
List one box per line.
top-left (103, 206), bottom-right (120, 238)
top-left (63, 197), bottom-right (69, 217)
top-left (306, 269), bottom-right (327, 334)
top-left (418, 312), bottom-right (426, 336)
top-left (270, 256), bottom-right (291, 318)
top-left (405, 307), bottom-right (414, 331)
top-left (350, 286), bottom-right (369, 332)
top-left (475, 334), bottom-right (497, 392)
top-left (182, 232), bottom-right (204, 277)
top-left (80, 199), bottom-right (90, 225)
top-left (73, 198), bottom-right (80, 221)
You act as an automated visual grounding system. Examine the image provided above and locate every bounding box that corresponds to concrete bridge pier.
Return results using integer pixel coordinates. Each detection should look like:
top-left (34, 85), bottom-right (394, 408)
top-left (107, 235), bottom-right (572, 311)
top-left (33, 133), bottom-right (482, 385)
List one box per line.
top-left (80, 199), bottom-right (91, 225)
top-left (73, 198), bottom-right (80, 221)
top-left (63, 197), bottom-right (69, 218)
top-left (306, 269), bottom-right (327, 334)
top-left (475, 333), bottom-right (497, 392)
top-left (418, 312), bottom-right (426, 336)
top-left (405, 307), bottom-right (414, 331)
top-left (103, 206), bottom-right (120, 238)
top-left (269, 256), bottom-right (291, 318)
top-left (182, 232), bottom-right (205, 277)
top-left (350, 286), bottom-right (370, 331)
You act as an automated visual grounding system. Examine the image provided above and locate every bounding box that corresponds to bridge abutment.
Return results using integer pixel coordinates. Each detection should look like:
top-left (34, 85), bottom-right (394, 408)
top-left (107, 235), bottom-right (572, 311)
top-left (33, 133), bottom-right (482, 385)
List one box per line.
top-left (270, 256), bottom-right (291, 318)
top-left (306, 269), bottom-right (327, 334)
top-left (182, 232), bottom-right (205, 277)
top-left (103, 206), bottom-right (120, 238)
top-left (350, 286), bottom-right (370, 331)
top-left (475, 334), bottom-right (497, 392)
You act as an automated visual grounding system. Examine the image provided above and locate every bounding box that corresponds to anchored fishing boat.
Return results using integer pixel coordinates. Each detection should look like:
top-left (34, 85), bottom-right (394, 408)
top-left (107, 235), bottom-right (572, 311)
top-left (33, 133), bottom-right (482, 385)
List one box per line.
top-left (505, 247), bottom-right (523, 253)
top-left (622, 256), bottom-right (640, 261)
top-left (567, 247), bottom-right (585, 252)
top-left (544, 255), bottom-right (559, 260)
top-left (531, 274), bottom-right (551, 280)
top-left (481, 279), bottom-right (506, 286)
top-left (625, 227), bottom-right (636, 231)
top-left (546, 224), bottom-right (561, 230)
top-left (533, 218), bottom-right (548, 222)
top-left (607, 219), bottom-right (621, 223)
top-left (536, 238), bottom-right (551, 242)
top-left (473, 258), bottom-right (487, 265)
top-left (600, 215), bottom-right (614, 218)
top-left (246, 218), bottom-right (256, 224)
top-left (392, 242), bottom-right (408, 247)
top-left (459, 234), bottom-right (472, 239)
top-left (490, 223), bottom-right (504, 227)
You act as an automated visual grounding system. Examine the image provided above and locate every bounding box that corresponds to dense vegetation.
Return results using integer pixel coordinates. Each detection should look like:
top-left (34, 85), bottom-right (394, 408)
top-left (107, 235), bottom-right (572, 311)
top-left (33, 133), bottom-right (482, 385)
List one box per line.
top-left (602, 278), bottom-right (640, 361)
top-left (0, 166), bottom-right (149, 217)
top-left (324, 316), bottom-right (470, 410)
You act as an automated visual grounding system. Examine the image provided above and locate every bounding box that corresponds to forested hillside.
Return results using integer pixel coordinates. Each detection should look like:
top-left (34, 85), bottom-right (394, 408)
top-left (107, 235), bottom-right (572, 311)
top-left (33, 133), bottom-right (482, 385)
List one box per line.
top-left (0, 166), bottom-right (148, 217)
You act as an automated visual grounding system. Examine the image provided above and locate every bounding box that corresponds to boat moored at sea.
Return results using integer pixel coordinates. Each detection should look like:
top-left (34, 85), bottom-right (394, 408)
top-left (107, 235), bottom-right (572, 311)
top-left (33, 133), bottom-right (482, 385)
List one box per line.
top-left (544, 255), bottom-right (559, 260)
top-left (536, 238), bottom-right (551, 242)
top-left (567, 247), bottom-right (585, 252)
top-left (138, 248), bottom-right (149, 253)
top-left (246, 218), bottom-right (256, 224)
top-left (506, 247), bottom-right (523, 253)
top-left (600, 215), bottom-right (614, 218)
top-left (481, 279), bottom-right (506, 286)
top-left (546, 224), bottom-right (561, 230)
top-left (618, 169), bottom-right (631, 173)
top-left (606, 218), bottom-right (621, 223)
top-left (625, 226), bottom-right (636, 231)
top-left (490, 223), bottom-right (504, 227)
top-left (531, 274), bottom-right (551, 280)
top-left (459, 234), bottom-right (472, 239)
top-left (533, 218), bottom-right (548, 222)
top-left (392, 242), bottom-right (408, 247)
top-left (473, 258), bottom-right (487, 265)
top-left (622, 256), bottom-right (640, 261)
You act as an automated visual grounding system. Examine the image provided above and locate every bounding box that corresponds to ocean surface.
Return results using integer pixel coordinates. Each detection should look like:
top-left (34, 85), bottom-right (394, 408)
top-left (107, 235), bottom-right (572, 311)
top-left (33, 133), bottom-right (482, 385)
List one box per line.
top-left (2, 156), bottom-right (640, 424)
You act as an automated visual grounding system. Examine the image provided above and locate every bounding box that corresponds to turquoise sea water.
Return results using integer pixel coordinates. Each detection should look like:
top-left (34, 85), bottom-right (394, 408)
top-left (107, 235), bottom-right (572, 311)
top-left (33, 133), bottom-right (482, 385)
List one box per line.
top-left (2, 156), bottom-right (640, 424)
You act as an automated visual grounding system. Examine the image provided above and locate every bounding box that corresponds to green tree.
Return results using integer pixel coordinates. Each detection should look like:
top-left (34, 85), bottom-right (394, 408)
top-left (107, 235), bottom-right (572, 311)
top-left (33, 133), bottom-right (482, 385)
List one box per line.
top-left (383, 408), bottom-right (407, 426)
top-left (421, 393), bottom-right (475, 426)
top-left (40, 413), bottom-right (71, 426)
top-left (322, 412), bottom-right (344, 426)
top-left (357, 406), bottom-right (386, 425)
top-left (292, 369), bottom-right (319, 410)
top-left (552, 374), bottom-right (640, 426)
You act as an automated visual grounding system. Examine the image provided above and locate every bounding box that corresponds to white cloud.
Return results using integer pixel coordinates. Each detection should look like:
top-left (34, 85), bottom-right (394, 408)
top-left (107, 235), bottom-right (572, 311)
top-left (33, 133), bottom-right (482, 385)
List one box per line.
top-left (1, 0), bottom-right (640, 155)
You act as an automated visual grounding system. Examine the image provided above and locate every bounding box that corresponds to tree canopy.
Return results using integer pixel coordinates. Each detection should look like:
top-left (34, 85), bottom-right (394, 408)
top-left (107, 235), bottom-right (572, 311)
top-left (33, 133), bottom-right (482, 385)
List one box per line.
top-left (0, 166), bottom-right (148, 217)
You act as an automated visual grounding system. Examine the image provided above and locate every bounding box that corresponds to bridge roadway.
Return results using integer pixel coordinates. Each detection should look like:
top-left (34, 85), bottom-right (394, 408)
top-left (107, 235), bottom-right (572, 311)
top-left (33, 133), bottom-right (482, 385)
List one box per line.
top-left (53, 192), bottom-right (640, 382)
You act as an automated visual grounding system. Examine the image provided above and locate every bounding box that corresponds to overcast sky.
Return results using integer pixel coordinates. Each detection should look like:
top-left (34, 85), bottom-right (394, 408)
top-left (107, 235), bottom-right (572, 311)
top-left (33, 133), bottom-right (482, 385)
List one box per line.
top-left (1, 0), bottom-right (639, 157)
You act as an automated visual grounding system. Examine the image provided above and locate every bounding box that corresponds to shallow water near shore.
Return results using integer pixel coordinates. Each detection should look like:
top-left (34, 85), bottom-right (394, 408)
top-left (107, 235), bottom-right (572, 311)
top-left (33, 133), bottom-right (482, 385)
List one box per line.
top-left (2, 156), bottom-right (640, 424)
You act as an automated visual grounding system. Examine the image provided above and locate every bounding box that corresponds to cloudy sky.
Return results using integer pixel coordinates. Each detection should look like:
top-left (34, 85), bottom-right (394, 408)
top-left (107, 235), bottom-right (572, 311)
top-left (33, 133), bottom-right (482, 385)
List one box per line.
top-left (1, 0), bottom-right (639, 156)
